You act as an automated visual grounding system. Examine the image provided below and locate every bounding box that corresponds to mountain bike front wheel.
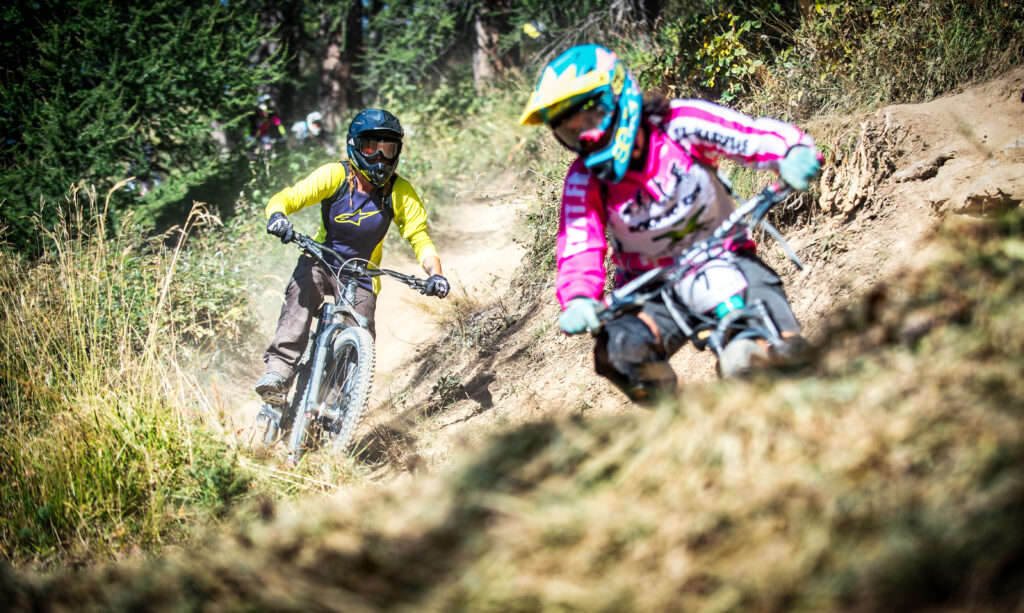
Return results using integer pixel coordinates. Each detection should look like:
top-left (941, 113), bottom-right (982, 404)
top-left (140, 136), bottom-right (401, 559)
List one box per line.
top-left (320, 326), bottom-right (375, 456)
top-left (286, 364), bottom-right (316, 462)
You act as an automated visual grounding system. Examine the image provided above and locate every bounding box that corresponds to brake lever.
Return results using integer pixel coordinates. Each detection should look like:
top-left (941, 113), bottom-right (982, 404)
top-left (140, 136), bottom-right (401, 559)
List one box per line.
top-left (340, 259), bottom-right (366, 276)
top-left (297, 236), bottom-right (323, 260)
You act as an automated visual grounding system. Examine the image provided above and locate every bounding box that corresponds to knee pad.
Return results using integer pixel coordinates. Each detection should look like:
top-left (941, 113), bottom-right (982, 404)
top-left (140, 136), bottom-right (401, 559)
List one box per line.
top-left (595, 316), bottom-right (676, 399)
top-left (605, 316), bottom-right (660, 367)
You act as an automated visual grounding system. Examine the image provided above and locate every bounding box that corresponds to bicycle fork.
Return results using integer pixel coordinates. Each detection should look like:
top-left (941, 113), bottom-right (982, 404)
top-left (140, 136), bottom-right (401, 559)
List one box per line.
top-left (300, 303), bottom-right (346, 420)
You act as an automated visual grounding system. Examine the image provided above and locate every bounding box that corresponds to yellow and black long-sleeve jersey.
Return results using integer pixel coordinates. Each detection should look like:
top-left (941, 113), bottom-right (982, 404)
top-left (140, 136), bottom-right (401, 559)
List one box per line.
top-left (265, 162), bottom-right (438, 294)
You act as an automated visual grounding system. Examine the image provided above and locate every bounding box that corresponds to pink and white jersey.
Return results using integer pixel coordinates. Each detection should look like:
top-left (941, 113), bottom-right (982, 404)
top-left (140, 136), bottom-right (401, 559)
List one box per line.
top-left (555, 99), bottom-right (815, 309)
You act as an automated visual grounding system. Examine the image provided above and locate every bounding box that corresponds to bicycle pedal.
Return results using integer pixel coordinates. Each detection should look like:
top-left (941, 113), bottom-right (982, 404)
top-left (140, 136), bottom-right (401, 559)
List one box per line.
top-left (257, 404), bottom-right (282, 426)
top-left (257, 390), bottom-right (287, 407)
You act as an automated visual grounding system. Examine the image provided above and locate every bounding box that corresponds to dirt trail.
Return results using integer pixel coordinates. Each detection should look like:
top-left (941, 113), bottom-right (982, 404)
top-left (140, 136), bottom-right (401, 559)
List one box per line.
top-left (224, 67), bottom-right (1024, 469)
top-left (7, 66), bottom-right (1023, 613)
top-left (370, 186), bottom-right (528, 402)
top-left (359, 66), bottom-right (1024, 474)
top-left (220, 177), bottom-right (529, 446)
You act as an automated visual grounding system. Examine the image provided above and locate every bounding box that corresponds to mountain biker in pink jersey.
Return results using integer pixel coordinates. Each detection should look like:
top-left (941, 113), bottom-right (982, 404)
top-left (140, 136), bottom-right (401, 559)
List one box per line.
top-left (519, 44), bottom-right (823, 402)
top-left (250, 94), bottom-right (286, 146)
top-left (254, 109), bottom-right (449, 406)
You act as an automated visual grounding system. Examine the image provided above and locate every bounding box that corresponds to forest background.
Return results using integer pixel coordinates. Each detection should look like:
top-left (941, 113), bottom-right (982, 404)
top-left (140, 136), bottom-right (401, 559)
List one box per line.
top-left (1, 0), bottom-right (1023, 588)
top-left (9, 0), bottom-right (1019, 253)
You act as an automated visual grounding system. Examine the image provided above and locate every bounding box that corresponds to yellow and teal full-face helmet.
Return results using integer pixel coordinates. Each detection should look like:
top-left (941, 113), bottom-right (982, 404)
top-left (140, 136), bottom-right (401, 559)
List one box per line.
top-left (519, 44), bottom-right (642, 183)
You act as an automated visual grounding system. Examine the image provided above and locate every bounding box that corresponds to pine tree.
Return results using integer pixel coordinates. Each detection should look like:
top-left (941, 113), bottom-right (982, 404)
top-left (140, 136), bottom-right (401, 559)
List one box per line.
top-left (0, 0), bottom-right (284, 251)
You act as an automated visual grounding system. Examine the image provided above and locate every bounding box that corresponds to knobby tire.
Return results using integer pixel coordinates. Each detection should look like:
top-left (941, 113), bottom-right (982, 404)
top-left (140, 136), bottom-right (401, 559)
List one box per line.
top-left (321, 327), bottom-right (375, 456)
top-left (717, 338), bottom-right (770, 379)
top-left (287, 366), bottom-right (316, 460)
top-left (288, 327), bottom-right (375, 461)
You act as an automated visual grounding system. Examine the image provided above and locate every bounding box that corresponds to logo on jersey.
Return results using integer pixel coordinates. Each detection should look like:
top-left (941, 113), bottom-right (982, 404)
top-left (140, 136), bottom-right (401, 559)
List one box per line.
top-left (619, 161), bottom-right (704, 237)
top-left (334, 210), bottom-right (381, 226)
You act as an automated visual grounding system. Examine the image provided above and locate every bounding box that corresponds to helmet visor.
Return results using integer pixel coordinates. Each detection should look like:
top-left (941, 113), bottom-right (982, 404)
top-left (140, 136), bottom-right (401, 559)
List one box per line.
top-left (551, 98), bottom-right (613, 155)
top-left (355, 137), bottom-right (400, 160)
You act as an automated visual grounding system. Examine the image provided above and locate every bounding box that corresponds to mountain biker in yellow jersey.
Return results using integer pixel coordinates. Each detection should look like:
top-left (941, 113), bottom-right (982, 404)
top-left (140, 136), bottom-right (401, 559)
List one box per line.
top-left (519, 45), bottom-right (822, 402)
top-left (255, 109), bottom-right (449, 405)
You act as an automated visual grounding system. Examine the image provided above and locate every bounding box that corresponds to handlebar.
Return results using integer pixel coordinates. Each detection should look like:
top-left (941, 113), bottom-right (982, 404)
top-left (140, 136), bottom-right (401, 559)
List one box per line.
top-left (596, 181), bottom-right (800, 326)
top-left (288, 233), bottom-right (430, 294)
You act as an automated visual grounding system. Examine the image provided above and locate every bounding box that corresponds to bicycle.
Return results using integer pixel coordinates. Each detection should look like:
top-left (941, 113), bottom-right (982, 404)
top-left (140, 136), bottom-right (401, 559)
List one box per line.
top-left (255, 233), bottom-right (431, 463)
top-left (595, 181), bottom-right (805, 377)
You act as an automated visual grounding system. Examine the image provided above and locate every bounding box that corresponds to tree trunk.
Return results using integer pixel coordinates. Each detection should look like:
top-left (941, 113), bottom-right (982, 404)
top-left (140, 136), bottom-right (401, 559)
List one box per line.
top-left (631, 0), bottom-right (664, 25)
top-left (797, 0), bottom-right (813, 21)
top-left (319, 1), bottom-right (364, 138)
top-left (472, 4), bottom-right (506, 90)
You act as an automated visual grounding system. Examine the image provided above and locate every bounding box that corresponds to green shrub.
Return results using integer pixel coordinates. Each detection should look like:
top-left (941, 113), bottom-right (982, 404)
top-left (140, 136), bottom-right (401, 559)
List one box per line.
top-left (0, 184), bottom-right (253, 567)
top-left (626, 1), bottom-right (802, 102)
top-left (0, 0), bottom-right (284, 252)
top-left (748, 0), bottom-right (1024, 118)
top-left (625, 0), bottom-right (1022, 117)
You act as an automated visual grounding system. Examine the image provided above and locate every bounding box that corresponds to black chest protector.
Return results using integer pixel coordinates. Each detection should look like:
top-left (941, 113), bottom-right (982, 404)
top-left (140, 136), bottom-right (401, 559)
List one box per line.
top-left (318, 168), bottom-right (396, 288)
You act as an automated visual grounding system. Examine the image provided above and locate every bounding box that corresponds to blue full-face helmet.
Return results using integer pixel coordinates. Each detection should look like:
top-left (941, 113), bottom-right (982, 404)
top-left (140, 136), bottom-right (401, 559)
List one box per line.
top-left (519, 44), bottom-right (642, 183)
top-left (347, 109), bottom-right (404, 186)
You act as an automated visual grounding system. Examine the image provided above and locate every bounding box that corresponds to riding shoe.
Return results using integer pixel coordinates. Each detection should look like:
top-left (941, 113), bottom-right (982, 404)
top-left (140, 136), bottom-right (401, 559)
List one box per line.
top-left (718, 338), bottom-right (770, 378)
top-left (770, 335), bottom-right (810, 367)
top-left (255, 372), bottom-right (288, 406)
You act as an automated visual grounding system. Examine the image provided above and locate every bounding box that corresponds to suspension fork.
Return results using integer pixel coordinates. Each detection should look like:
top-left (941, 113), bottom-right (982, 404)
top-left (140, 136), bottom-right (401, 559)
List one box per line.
top-left (300, 273), bottom-right (365, 418)
top-left (338, 277), bottom-right (368, 329)
top-left (301, 302), bottom-right (347, 417)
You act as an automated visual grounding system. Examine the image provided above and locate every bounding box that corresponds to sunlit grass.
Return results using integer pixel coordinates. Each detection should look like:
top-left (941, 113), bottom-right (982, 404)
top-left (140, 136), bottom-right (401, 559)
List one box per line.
top-left (0, 183), bottom-right (252, 567)
top-left (6, 210), bottom-right (1021, 610)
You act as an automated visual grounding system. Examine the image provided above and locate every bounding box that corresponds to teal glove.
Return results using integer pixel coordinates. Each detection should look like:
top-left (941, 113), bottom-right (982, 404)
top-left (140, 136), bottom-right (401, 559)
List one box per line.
top-left (560, 297), bottom-right (602, 335)
top-left (779, 146), bottom-right (822, 191)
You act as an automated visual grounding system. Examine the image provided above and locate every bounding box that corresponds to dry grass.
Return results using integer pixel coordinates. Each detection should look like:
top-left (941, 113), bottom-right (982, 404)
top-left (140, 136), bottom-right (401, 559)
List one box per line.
top-left (5, 204), bottom-right (1022, 612)
top-left (0, 184), bottom-right (253, 567)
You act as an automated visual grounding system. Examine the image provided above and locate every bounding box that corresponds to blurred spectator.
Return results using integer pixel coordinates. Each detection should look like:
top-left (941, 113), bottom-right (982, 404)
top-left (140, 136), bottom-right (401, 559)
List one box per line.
top-left (249, 93), bottom-right (286, 151)
top-left (290, 111), bottom-right (324, 146)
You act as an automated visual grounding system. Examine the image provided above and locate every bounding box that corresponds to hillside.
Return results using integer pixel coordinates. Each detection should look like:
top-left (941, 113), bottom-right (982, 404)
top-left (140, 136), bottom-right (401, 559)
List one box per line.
top-left (348, 65), bottom-right (1024, 475)
top-left (3, 66), bottom-right (1023, 611)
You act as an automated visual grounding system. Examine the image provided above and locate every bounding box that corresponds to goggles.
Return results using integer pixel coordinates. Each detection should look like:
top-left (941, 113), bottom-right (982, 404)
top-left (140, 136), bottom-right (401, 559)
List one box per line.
top-left (354, 137), bottom-right (400, 160)
top-left (550, 97), bottom-right (613, 155)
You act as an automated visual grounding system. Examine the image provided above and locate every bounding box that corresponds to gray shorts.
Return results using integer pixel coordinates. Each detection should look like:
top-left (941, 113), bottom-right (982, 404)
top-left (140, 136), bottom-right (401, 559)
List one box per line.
top-left (646, 250), bottom-right (800, 354)
top-left (263, 255), bottom-right (377, 380)
top-left (594, 251), bottom-right (799, 398)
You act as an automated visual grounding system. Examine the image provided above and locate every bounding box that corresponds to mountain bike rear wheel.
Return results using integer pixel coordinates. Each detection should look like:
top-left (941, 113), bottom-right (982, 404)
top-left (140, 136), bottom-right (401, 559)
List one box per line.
top-left (320, 327), bottom-right (375, 456)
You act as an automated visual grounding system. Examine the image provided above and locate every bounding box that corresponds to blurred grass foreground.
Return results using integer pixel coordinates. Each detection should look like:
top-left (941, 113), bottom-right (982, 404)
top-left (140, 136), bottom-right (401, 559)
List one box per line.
top-left (4, 205), bottom-right (1023, 611)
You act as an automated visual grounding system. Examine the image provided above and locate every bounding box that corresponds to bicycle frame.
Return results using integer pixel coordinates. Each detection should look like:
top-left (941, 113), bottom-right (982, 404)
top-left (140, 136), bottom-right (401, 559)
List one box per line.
top-left (597, 182), bottom-right (801, 355)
